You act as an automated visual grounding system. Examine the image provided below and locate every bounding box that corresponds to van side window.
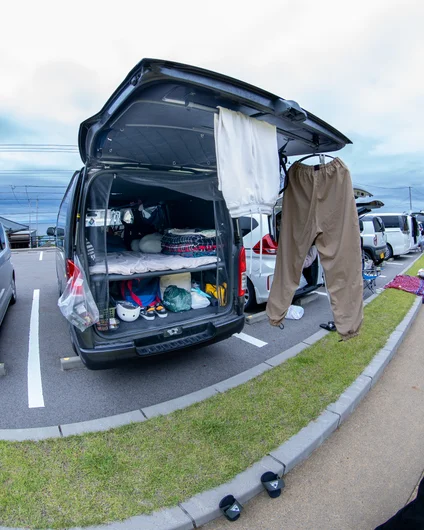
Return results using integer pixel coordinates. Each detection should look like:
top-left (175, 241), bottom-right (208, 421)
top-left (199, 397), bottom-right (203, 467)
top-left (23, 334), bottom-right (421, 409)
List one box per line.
top-left (239, 217), bottom-right (259, 238)
top-left (373, 217), bottom-right (384, 232)
top-left (380, 216), bottom-right (400, 229)
top-left (0, 224), bottom-right (6, 251)
top-left (401, 216), bottom-right (409, 233)
top-left (56, 172), bottom-right (79, 249)
top-left (57, 191), bottom-right (71, 249)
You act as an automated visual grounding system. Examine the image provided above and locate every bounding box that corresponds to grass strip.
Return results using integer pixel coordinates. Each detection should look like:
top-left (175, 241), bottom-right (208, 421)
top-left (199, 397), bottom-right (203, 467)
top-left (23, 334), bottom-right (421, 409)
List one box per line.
top-left (1, 256), bottom-right (423, 529)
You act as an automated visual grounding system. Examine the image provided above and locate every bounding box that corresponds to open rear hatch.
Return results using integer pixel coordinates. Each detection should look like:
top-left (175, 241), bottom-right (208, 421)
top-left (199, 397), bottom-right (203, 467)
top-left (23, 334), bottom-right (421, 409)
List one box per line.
top-left (79, 58), bottom-right (351, 170)
top-left (78, 59), bottom-right (352, 342)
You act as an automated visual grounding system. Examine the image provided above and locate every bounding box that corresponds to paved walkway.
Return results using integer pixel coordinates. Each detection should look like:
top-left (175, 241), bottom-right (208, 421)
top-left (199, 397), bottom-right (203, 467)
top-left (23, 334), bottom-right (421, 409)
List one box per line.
top-left (204, 306), bottom-right (424, 530)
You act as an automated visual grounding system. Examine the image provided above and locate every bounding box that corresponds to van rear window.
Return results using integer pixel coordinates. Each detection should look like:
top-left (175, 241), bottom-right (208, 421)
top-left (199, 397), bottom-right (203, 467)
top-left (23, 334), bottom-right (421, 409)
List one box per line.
top-left (239, 217), bottom-right (259, 237)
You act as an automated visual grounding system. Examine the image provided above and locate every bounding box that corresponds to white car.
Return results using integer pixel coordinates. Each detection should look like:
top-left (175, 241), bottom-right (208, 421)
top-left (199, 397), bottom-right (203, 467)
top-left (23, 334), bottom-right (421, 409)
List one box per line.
top-left (376, 213), bottom-right (411, 258)
top-left (240, 213), bottom-right (323, 311)
top-left (359, 215), bottom-right (387, 265)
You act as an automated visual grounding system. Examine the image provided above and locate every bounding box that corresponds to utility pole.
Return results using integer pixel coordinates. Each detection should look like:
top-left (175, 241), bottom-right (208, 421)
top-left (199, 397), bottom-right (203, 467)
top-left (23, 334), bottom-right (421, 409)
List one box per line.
top-left (36, 198), bottom-right (39, 248)
top-left (409, 187), bottom-right (412, 212)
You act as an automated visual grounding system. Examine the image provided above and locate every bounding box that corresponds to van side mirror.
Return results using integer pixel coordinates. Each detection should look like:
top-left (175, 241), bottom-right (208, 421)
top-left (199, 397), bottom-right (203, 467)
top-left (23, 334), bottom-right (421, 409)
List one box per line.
top-left (47, 227), bottom-right (56, 236)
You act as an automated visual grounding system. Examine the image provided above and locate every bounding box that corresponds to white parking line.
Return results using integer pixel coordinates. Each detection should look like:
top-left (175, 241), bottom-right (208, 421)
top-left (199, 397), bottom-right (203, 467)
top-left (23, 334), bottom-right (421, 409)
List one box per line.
top-left (384, 262), bottom-right (405, 266)
top-left (234, 332), bottom-right (268, 348)
top-left (28, 289), bottom-right (45, 408)
top-left (39, 251), bottom-right (43, 261)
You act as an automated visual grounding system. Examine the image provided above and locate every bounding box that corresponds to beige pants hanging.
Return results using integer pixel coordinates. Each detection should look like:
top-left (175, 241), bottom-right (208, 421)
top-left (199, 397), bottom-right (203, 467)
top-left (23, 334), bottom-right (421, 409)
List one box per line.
top-left (266, 158), bottom-right (363, 340)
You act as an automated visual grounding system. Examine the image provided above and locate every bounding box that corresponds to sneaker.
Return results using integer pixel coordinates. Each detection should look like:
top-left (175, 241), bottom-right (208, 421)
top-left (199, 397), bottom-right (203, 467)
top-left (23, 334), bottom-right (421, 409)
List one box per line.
top-left (140, 307), bottom-right (156, 320)
top-left (154, 304), bottom-right (168, 318)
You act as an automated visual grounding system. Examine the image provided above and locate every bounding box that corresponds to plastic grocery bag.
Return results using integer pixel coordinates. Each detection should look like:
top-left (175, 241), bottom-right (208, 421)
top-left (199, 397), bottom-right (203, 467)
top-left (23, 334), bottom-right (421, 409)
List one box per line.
top-left (286, 305), bottom-right (304, 320)
top-left (191, 289), bottom-right (211, 309)
top-left (58, 256), bottom-right (99, 332)
top-left (163, 285), bottom-right (192, 312)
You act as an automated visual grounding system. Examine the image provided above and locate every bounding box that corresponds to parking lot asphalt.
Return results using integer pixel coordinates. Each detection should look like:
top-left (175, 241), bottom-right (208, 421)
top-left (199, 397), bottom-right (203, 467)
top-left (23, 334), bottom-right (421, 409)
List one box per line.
top-left (0, 250), bottom-right (417, 429)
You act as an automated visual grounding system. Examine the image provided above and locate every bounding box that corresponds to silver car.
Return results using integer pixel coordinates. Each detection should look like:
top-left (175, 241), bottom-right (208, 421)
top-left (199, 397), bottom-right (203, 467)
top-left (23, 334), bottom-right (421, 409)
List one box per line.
top-left (0, 223), bottom-right (16, 327)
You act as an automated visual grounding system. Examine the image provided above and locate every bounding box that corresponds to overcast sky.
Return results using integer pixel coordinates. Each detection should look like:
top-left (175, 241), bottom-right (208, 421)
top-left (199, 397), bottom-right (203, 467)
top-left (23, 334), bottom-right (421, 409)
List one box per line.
top-left (1, 0), bottom-right (423, 230)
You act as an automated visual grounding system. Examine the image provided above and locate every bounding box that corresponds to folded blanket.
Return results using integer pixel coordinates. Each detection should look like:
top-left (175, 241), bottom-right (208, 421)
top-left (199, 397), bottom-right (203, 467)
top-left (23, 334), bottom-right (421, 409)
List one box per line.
top-left (168, 228), bottom-right (216, 238)
top-left (162, 233), bottom-right (216, 248)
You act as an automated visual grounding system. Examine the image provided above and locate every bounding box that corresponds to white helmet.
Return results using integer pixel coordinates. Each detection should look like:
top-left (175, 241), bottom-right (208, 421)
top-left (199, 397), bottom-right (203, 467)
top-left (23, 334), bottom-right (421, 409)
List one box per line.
top-left (116, 302), bottom-right (140, 322)
top-left (417, 268), bottom-right (424, 279)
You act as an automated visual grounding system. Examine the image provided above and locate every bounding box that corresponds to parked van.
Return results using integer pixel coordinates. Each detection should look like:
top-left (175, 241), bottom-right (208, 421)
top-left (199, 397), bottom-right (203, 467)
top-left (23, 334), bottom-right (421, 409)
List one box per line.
top-left (54, 58), bottom-right (350, 369)
top-left (0, 223), bottom-right (16, 327)
top-left (359, 215), bottom-right (387, 265)
top-left (406, 214), bottom-right (420, 252)
top-left (377, 213), bottom-right (410, 258)
top-left (240, 211), bottom-right (323, 311)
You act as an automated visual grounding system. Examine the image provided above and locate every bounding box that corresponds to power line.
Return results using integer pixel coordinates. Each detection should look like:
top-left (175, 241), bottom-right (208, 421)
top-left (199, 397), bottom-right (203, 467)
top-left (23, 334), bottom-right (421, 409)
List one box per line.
top-left (0, 185), bottom-right (66, 188)
top-left (0, 196), bottom-right (62, 199)
top-left (0, 169), bottom-right (74, 173)
top-left (10, 186), bottom-right (26, 205)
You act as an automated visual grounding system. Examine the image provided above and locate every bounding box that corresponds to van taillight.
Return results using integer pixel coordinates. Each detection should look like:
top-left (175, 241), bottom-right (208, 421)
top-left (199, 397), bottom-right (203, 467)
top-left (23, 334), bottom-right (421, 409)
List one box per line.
top-left (66, 259), bottom-right (80, 280)
top-left (252, 234), bottom-right (278, 255)
top-left (238, 247), bottom-right (247, 297)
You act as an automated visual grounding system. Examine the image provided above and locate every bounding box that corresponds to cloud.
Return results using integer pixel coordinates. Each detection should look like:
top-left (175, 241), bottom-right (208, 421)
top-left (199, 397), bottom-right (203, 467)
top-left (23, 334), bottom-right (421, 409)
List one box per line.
top-left (0, 0), bottom-right (423, 222)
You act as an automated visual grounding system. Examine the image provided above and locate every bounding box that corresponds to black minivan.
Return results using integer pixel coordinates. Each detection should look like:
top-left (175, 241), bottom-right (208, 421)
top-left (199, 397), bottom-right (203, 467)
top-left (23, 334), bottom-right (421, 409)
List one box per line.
top-left (54, 58), bottom-right (350, 369)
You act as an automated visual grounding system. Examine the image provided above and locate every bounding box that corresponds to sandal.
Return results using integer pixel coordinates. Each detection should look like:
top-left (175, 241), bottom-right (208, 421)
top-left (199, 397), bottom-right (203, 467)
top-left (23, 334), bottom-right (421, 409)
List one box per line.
top-left (261, 471), bottom-right (285, 498)
top-left (140, 307), bottom-right (156, 321)
top-left (320, 321), bottom-right (336, 332)
top-left (154, 304), bottom-right (168, 318)
top-left (219, 495), bottom-right (243, 522)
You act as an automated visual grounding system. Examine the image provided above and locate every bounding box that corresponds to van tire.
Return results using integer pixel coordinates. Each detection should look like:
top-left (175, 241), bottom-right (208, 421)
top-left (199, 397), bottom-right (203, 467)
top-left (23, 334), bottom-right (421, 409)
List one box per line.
top-left (10, 277), bottom-right (17, 305)
top-left (384, 244), bottom-right (393, 260)
top-left (363, 249), bottom-right (374, 264)
top-left (244, 278), bottom-right (257, 312)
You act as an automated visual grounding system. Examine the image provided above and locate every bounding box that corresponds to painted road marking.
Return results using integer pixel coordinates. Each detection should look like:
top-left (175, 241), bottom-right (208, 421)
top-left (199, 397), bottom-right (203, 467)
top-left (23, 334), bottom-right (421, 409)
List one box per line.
top-left (39, 251), bottom-right (43, 261)
top-left (234, 332), bottom-right (267, 348)
top-left (28, 289), bottom-right (45, 408)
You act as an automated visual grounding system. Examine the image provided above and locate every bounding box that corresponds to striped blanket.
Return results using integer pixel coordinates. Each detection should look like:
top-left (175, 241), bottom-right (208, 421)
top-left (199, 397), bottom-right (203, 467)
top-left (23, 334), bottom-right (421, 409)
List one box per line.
top-left (162, 231), bottom-right (217, 257)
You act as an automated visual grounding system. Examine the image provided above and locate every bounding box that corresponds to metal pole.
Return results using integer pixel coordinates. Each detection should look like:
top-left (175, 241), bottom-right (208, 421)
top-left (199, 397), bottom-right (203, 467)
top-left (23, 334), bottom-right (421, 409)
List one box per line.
top-left (36, 198), bottom-right (39, 247)
top-left (28, 201), bottom-right (32, 248)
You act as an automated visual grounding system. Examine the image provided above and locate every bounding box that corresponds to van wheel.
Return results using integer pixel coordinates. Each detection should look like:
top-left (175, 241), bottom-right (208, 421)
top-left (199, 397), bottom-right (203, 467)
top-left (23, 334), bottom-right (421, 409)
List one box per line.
top-left (363, 250), bottom-right (375, 265)
top-left (384, 244), bottom-right (393, 260)
top-left (10, 277), bottom-right (17, 305)
top-left (244, 279), bottom-right (256, 312)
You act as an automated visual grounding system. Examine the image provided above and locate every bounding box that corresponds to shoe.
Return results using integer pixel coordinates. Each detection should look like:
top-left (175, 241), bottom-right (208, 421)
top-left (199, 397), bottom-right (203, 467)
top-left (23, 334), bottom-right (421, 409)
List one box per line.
top-left (154, 304), bottom-right (168, 318)
top-left (320, 321), bottom-right (336, 332)
top-left (140, 307), bottom-right (156, 320)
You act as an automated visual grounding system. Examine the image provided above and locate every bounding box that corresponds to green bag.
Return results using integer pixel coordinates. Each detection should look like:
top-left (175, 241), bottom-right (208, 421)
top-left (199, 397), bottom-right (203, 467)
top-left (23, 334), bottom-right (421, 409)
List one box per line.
top-left (163, 285), bottom-right (191, 312)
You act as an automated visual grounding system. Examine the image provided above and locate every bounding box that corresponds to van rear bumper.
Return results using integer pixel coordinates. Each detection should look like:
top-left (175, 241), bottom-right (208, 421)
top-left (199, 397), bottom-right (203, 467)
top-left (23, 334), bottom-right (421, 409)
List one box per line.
top-left (71, 314), bottom-right (245, 370)
top-left (364, 244), bottom-right (387, 263)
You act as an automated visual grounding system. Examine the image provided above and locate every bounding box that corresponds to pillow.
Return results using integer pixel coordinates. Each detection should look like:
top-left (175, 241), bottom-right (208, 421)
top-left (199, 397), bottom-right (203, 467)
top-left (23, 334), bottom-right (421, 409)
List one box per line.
top-left (139, 233), bottom-right (162, 253)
